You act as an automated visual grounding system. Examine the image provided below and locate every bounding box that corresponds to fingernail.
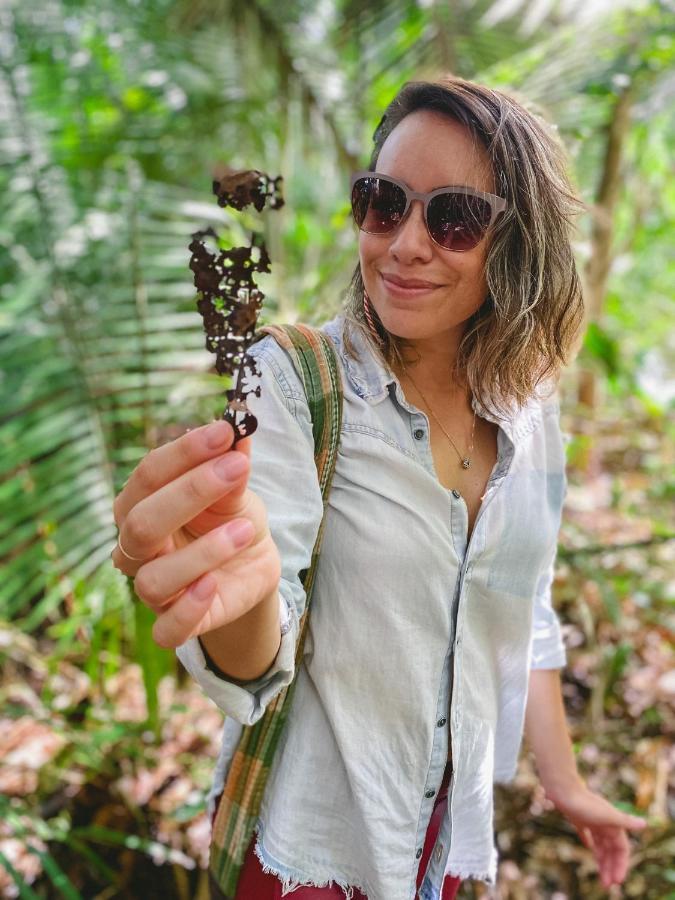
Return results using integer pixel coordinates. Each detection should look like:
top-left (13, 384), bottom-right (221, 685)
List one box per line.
top-left (205, 420), bottom-right (231, 448)
top-left (214, 453), bottom-right (248, 481)
top-left (225, 519), bottom-right (255, 548)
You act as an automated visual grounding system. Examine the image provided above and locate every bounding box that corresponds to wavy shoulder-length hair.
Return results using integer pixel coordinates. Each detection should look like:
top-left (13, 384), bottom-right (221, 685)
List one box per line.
top-left (342, 75), bottom-right (585, 417)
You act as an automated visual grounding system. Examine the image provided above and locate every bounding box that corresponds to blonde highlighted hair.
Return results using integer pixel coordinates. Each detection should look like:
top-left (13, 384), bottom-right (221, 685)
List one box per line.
top-left (342, 75), bottom-right (585, 416)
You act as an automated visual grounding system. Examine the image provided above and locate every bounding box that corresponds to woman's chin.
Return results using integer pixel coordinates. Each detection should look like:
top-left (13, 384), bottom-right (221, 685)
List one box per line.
top-left (375, 299), bottom-right (437, 331)
top-left (377, 314), bottom-right (436, 341)
top-left (375, 303), bottom-right (476, 345)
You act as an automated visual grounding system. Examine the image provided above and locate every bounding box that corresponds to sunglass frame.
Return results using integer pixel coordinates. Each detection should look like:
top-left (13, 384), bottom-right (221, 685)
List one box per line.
top-left (350, 170), bottom-right (508, 251)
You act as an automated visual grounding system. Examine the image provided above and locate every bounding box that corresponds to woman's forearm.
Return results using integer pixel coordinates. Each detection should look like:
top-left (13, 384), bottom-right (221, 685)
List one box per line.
top-left (524, 668), bottom-right (582, 802)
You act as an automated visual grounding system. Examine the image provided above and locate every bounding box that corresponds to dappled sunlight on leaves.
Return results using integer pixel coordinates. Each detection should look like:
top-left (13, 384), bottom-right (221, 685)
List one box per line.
top-left (105, 665), bottom-right (148, 723)
top-left (0, 618), bottom-right (223, 894)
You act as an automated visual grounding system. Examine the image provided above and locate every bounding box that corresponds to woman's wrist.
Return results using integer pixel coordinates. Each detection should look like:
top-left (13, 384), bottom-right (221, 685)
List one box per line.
top-left (197, 586), bottom-right (282, 683)
top-left (541, 769), bottom-right (586, 806)
top-left (199, 635), bottom-right (254, 685)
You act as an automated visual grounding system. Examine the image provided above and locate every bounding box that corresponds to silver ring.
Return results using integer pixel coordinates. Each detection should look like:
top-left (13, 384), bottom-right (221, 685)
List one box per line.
top-left (116, 536), bottom-right (146, 563)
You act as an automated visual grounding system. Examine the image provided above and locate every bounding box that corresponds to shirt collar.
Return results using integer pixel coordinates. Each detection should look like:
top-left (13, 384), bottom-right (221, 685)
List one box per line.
top-left (321, 313), bottom-right (541, 446)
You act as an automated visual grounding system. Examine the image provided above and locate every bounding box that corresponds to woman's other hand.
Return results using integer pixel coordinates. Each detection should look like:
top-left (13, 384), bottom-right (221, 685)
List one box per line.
top-left (547, 778), bottom-right (648, 891)
top-left (111, 420), bottom-right (281, 649)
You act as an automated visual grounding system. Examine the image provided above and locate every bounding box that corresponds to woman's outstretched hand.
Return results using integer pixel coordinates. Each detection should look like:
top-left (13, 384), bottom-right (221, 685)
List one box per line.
top-left (547, 778), bottom-right (648, 891)
top-left (111, 420), bottom-right (281, 649)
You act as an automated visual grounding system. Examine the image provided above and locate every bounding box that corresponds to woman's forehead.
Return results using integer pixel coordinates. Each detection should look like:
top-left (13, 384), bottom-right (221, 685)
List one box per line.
top-left (376, 109), bottom-right (494, 194)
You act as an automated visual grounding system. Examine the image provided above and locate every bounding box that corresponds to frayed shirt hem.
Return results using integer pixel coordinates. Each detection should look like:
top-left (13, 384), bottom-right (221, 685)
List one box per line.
top-left (446, 855), bottom-right (497, 886)
top-left (253, 822), bottom-right (370, 900)
top-left (447, 866), bottom-right (495, 885)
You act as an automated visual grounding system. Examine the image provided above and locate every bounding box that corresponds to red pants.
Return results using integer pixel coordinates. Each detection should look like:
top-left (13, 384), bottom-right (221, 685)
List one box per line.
top-left (210, 762), bottom-right (461, 900)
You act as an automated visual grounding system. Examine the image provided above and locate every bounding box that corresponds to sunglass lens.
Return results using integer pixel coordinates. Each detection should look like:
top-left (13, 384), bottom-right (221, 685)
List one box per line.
top-left (427, 193), bottom-right (491, 250)
top-left (351, 177), bottom-right (406, 234)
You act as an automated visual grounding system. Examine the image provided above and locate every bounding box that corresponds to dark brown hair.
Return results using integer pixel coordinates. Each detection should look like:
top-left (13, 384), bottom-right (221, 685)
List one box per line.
top-left (342, 74), bottom-right (585, 416)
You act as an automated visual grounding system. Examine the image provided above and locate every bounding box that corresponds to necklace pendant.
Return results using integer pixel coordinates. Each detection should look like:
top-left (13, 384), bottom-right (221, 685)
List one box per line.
top-left (461, 458), bottom-right (471, 469)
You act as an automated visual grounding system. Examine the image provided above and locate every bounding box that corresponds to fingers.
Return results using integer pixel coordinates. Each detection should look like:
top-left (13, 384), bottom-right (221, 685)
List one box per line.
top-left (585, 826), bottom-right (633, 890)
top-left (111, 534), bottom-right (173, 577)
top-left (151, 573), bottom-right (217, 649)
top-left (133, 519), bottom-right (256, 612)
top-left (116, 447), bottom-right (251, 562)
top-left (196, 436), bottom-right (252, 518)
top-left (610, 841), bottom-right (630, 887)
top-left (113, 420), bottom-right (236, 526)
top-left (150, 533), bottom-right (277, 649)
top-left (609, 830), bottom-right (631, 887)
top-left (578, 826), bottom-right (594, 851)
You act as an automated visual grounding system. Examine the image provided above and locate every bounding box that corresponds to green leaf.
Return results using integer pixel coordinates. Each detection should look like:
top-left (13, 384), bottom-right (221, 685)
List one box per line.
top-left (583, 322), bottom-right (621, 378)
top-left (25, 845), bottom-right (83, 900)
top-left (0, 850), bottom-right (41, 899)
top-left (134, 599), bottom-right (173, 734)
top-left (61, 836), bottom-right (120, 885)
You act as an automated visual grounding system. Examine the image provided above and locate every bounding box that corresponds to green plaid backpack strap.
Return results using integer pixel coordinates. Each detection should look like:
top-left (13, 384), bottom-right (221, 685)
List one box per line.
top-left (209, 323), bottom-right (343, 898)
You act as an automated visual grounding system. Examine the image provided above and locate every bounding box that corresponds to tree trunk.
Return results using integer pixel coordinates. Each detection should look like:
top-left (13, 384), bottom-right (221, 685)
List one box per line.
top-left (578, 86), bottom-right (633, 409)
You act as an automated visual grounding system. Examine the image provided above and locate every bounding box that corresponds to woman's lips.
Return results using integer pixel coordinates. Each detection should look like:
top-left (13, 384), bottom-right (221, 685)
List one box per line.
top-left (380, 273), bottom-right (440, 298)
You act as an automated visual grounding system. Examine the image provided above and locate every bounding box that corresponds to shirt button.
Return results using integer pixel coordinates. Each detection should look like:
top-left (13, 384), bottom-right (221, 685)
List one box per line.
top-left (451, 489), bottom-right (461, 499)
top-left (434, 843), bottom-right (443, 863)
top-left (425, 789), bottom-right (436, 798)
top-left (413, 428), bottom-right (425, 440)
top-left (436, 717), bottom-right (447, 727)
top-left (416, 848), bottom-right (423, 859)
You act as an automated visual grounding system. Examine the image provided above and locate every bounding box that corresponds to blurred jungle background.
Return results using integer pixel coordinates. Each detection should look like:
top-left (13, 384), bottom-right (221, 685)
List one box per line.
top-left (1, 0), bottom-right (673, 897)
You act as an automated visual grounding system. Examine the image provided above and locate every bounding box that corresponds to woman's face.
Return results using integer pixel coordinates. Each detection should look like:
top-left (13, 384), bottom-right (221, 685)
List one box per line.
top-left (358, 109), bottom-right (496, 351)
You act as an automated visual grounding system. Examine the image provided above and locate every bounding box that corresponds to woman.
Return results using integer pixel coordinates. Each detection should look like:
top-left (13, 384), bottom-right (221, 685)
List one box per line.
top-left (112, 76), bottom-right (647, 899)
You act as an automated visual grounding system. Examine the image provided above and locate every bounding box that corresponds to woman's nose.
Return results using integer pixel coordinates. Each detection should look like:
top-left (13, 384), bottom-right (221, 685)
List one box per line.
top-left (388, 199), bottom-right (433, 260)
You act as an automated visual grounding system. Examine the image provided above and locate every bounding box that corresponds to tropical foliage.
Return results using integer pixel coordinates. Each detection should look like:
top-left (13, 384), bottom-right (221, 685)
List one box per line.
top-left (1, 0), bottom-right (673, 896)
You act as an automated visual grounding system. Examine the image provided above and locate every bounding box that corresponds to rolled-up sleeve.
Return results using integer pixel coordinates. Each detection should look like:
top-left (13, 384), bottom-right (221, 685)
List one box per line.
top-left (529, 550), bottom-right (567, 670)
top-left (529, 396), bottom-right (568, 671)
top-left (176, 337), bottom-right (325, 724)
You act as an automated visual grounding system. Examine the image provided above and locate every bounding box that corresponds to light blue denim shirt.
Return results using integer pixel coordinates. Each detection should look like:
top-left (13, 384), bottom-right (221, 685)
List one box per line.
top-left (177, 312), bottom-right (568, 900)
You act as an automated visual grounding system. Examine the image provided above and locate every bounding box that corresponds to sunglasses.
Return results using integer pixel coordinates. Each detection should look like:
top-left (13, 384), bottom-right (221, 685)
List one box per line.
top-left (350, 171), bottom-right (507, 252)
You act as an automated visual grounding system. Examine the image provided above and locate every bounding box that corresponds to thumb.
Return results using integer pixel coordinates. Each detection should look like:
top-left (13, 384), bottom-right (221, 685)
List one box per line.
top-left (623, 813), bottom-right (648, 831)
top-left (604, 804), bottom-right (648, 831)
top-left (571, 792), bottom-right (649, 831)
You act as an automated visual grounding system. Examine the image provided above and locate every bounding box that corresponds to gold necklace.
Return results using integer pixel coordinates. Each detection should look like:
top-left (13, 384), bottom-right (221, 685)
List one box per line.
top-left (401, 364), bottom-right (477, 469)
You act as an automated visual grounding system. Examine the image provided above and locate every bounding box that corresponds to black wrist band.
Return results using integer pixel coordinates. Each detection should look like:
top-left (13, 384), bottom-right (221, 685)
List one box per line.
top-left (198, 636), bottom-right (251, 686)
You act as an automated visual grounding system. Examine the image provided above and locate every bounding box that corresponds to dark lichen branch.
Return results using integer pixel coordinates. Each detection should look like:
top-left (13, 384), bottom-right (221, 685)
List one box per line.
top-left (188, 170), bottom-right (284, 445)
